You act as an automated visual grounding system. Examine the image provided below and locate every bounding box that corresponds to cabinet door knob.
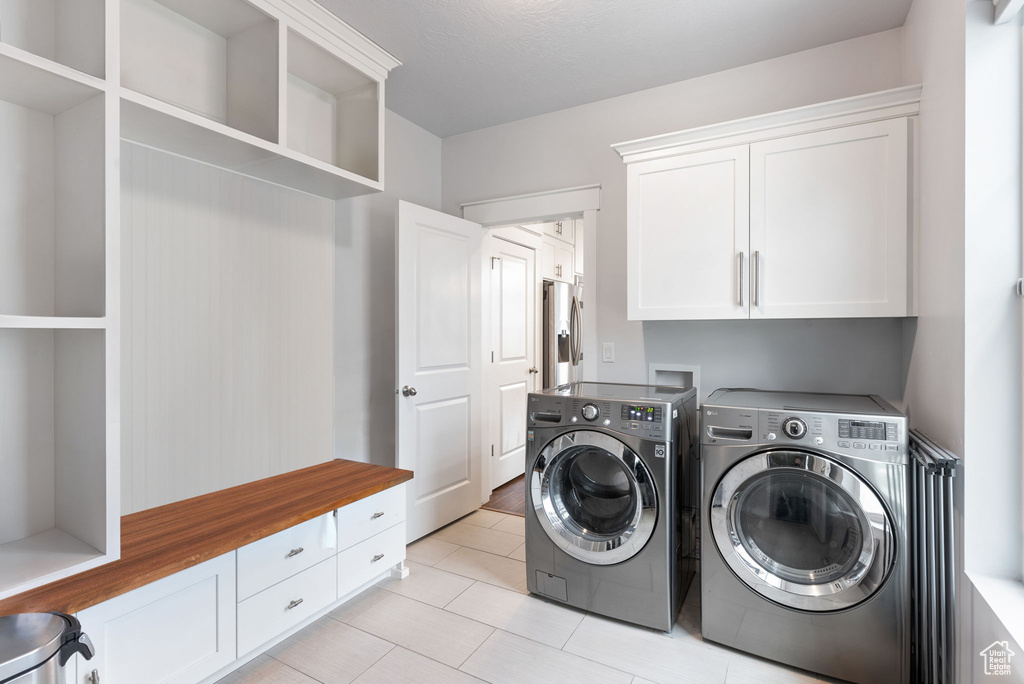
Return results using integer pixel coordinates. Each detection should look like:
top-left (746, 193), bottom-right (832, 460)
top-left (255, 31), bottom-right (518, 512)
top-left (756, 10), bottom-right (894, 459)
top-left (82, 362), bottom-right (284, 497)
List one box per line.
top-left (402, 386), bottom-right (418, 397)
top-left (287, 598), bottom-right (304, 610)
top-left (529, 367), bottom-right (539, 374)
top-left (372, 553), bottom-right (385, 563)
top-left (371, 511), bottom-right (385, 520)
top-left (286, 547), bottom-right (304, 558)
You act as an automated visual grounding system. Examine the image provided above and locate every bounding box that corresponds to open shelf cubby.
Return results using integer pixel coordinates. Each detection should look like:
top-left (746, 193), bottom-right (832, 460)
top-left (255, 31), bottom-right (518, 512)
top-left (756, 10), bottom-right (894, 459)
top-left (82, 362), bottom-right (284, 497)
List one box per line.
top-left (121, 0), bottom-right (278, 143)
top-left (287, 28), bottom-right (379, 182)
top-left (0, 0), bottom-right (106, 78)
top-left (0, 55), bottom-right (106, 319)
top-left (0, 327), bottom-right (111, 600)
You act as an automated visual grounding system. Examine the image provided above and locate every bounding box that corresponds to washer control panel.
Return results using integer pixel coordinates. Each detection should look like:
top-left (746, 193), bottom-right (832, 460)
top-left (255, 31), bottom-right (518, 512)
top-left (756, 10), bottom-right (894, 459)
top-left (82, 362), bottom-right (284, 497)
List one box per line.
top-left (581, 404), bottom-right (600, 421)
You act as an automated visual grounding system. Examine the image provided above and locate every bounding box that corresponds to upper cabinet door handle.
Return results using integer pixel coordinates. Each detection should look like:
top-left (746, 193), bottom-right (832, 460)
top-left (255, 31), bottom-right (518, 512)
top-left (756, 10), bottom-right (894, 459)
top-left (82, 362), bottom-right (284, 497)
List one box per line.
top-left (737, 252), bottom-right (745, 307)
top-left (753, 251), bottom-right (761, 308)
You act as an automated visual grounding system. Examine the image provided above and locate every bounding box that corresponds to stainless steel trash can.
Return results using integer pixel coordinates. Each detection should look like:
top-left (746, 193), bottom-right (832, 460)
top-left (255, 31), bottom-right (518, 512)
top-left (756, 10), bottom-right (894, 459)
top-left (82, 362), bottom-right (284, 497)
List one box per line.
top-left (0, 613), bottom-right (94, 684)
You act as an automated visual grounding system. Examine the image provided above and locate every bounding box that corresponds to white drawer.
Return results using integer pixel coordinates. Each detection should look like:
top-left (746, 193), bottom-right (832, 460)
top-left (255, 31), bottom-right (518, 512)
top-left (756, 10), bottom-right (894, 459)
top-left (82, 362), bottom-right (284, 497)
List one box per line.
top-left (237, 512), bottom-right (337, 601)
top-left (338, 522), bottom-right (406, 599)
top-left (338, 484), bottom-right (406, 551)
top-left (237, 555), bottom-right (337, 656)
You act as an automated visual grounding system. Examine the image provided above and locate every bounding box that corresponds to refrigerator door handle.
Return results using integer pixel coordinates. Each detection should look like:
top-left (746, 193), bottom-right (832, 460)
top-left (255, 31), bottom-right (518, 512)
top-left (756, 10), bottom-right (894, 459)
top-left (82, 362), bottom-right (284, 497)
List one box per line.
top-left (570, 295), bottom-right (582, 366)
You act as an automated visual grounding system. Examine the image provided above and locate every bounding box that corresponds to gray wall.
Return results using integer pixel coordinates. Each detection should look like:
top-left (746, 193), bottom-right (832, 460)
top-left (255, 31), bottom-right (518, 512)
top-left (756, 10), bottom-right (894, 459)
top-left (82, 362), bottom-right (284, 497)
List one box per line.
top-left (442, 29), bottom-right (909, 404)
top-left (334, 110), bottom-right (443, 466)
top-left (903, 0), bottom-right (1024, 679)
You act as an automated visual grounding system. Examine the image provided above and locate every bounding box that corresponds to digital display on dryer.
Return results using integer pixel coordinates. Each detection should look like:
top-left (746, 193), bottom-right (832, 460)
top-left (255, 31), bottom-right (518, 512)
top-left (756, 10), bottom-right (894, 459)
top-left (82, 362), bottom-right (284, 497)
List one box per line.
top-left (620, 405), bottom-right (663, 422)
top-left (838, 419), bottom-right (897, 441)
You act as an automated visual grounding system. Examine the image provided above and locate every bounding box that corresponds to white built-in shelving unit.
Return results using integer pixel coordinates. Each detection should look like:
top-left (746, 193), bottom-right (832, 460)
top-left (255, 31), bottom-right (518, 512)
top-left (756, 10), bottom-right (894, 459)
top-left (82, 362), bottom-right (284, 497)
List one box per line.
top-left (0, 0), bottom-right (398, 600)
top-left (118, 0), bottom-right (396, 199)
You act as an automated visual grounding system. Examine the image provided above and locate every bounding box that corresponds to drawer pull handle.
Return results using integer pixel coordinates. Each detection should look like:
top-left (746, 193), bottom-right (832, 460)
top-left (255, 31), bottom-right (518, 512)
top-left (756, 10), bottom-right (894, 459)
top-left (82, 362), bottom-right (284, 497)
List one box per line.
top-left (371, 511), bottom-right (385, 520)
top-left (287, 547), bottom-right (304, 558)
top-left (287, 598), bottom-right (304, 610)
top-left (372, 553), bottom-right (385, 563)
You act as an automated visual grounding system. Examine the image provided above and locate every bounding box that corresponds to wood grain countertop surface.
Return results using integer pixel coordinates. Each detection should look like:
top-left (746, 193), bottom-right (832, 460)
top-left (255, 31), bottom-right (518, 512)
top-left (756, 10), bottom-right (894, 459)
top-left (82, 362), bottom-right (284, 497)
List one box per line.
top-left (0, 459), bottom-right (413, 616)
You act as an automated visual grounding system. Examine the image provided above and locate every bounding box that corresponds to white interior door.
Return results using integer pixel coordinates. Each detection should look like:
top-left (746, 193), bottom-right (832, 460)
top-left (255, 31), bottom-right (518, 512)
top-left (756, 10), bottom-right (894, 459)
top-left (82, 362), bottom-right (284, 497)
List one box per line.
top-left (396, 201), bottom-right (484, 542)
top-left (487, 237), bottom-right (537, 490)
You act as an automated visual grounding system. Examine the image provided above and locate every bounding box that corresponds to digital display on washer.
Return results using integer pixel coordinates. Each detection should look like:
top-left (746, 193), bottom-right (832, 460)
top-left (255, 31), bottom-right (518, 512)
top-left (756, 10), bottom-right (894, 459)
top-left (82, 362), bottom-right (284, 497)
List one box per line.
top-left (838, 419), bottom-right (897, 441)
top-left (620, 405), bottom-right (663, 422)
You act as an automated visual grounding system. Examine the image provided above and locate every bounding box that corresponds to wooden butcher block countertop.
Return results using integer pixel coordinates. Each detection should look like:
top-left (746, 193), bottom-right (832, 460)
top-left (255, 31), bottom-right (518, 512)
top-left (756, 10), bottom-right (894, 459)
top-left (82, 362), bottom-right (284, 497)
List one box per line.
top-left (0, 459), bottom-right (413, 616)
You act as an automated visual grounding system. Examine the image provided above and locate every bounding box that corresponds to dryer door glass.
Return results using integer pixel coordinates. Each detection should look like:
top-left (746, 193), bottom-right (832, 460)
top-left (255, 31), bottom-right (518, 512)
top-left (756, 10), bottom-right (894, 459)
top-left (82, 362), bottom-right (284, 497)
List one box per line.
top-left (532, 431), bottom-right (657, 565)
top-left (733, 471), bottom-right (863, 585)
top-left (710, 450), bottom-right (897, 611)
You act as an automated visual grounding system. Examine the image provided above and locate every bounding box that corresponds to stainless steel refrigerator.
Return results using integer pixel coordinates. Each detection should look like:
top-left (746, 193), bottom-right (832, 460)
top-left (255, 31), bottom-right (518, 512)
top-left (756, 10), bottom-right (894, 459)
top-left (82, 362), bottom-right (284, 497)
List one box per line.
top-left (542, 280), bottom-right (583, 388)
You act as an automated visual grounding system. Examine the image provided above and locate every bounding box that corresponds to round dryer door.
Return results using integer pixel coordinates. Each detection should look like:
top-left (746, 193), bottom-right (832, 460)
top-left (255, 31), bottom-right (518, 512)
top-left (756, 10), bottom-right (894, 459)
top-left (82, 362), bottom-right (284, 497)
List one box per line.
top-left (532, 431), bottom-right (657, 565)
top-left (710, 450), bottom-right (896, 611)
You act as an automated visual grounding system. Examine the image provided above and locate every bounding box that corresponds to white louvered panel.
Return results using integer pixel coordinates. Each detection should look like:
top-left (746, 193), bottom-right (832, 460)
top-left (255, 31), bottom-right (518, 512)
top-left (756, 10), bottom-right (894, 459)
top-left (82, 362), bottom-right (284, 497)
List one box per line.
top-left (121, 142), bottom-right (334, 514)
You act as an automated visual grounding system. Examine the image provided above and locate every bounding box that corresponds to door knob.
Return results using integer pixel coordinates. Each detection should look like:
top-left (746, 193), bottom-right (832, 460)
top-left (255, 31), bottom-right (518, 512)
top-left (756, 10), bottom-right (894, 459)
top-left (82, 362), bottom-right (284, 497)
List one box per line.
top-left (402, 386), bottom-right (418, 397)
top-left (529, 367), bottom-right (539, 374)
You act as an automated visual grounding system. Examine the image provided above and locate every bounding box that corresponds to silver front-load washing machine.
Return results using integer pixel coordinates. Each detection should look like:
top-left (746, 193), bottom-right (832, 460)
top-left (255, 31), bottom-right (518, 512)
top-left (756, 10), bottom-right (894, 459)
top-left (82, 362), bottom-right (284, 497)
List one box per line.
top-left (701, 389), bottom-right (910, 684)
top-left (526, 382), bottom-right (698, 632)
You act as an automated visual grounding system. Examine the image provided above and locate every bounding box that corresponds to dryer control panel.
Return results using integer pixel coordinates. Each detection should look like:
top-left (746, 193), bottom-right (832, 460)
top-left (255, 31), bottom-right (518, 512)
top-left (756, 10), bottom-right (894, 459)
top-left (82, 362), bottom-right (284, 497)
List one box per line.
top-left (702, 405), bottom-right (908, 463)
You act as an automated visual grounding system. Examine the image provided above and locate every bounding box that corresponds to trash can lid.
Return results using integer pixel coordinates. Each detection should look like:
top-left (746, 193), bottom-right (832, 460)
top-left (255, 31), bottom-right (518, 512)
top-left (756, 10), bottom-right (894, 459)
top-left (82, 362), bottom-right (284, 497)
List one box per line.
top-left (0, 613), bottom-right (68, 683)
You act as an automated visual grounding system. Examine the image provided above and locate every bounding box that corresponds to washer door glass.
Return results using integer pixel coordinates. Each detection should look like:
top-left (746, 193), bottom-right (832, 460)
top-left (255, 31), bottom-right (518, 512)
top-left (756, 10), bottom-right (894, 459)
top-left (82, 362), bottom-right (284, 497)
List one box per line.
top-left (532, 431), bottom-right (657, 565)
top-left (710, 450), bottom-right (896, 611)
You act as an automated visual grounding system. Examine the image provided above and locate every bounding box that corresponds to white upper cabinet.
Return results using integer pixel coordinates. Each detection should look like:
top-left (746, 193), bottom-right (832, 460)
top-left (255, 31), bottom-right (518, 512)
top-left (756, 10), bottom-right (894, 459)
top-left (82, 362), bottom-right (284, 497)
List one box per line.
top-left (541, 237), bottom-right (574, 282)
top-left (613, 86), bottom-right (920, 321)
top-left (626, 146), bottom-right (749, 320)
top-left (749, 119), bottom-right (908, 319)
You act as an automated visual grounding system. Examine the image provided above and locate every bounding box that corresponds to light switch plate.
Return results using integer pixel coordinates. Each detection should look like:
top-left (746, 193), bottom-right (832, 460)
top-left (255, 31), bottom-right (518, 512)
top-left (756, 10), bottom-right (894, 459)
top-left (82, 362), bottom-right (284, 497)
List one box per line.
top-left (602, 343), bottom-right (615, 363)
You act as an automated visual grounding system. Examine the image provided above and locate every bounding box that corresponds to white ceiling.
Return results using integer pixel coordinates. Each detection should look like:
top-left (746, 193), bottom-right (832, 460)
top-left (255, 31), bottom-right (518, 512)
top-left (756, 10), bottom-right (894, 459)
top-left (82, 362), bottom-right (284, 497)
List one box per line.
top-left (316, 0), bottom-right (913, 138)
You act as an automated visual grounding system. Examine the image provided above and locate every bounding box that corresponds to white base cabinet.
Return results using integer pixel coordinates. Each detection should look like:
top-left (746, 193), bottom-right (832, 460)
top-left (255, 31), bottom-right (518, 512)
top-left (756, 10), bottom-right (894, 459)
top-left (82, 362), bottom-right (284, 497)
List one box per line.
top-left (613, 86), bottom-right (920, 321)
top-left (72, 485), bottom-right (407, 684)
top-left (76, 553), bottom-right (237, 684)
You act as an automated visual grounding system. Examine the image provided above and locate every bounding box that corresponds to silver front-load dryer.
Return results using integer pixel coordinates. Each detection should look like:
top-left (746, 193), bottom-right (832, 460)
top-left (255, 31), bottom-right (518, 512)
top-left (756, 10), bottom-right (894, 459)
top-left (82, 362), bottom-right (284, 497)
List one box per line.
top-left (526, 382), bottom-right (698, 632)
top-left (701, 389), bottom-right (910, 684)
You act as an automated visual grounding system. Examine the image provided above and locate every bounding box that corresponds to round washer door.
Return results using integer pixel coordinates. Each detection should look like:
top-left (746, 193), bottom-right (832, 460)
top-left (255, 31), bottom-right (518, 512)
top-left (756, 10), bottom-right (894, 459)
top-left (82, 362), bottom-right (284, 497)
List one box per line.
top-left (710, 450), bottom-right (896, 611)
top-left (532, 431), bottom-right (657, 565)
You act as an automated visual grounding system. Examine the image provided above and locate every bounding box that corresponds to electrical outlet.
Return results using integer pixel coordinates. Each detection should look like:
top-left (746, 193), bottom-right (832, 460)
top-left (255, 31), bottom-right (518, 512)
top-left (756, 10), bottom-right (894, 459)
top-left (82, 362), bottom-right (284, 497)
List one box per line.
top-left (602, 343), bottom-right (615, 363)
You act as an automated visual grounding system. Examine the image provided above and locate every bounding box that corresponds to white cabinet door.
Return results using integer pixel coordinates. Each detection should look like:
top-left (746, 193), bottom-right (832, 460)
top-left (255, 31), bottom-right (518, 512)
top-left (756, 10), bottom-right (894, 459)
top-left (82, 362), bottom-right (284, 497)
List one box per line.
top-left (749, 119), bottom-right (908, 319)
top-left (574, 222), bottom-right (584, 277)
top-left (76, 554), bottom-right (236, 684)
top-left (554, 243), bottom-right (573, 282)
top-left (627, 145), bottom-right (750, 320)
top-left (540, 237), bottom-right (573, 282)
top-left (540, 239), bottom-right (557, 281)
top-left (396, 201), bottom-right (484, 542)
top-left (541, 220), bottom-right (573, 245)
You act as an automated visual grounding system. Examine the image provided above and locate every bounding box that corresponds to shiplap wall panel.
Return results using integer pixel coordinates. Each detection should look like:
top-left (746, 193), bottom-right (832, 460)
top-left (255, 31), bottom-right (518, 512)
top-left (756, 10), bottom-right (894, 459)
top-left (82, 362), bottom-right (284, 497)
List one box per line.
top-left (121, 143), bottom-right (334, 514)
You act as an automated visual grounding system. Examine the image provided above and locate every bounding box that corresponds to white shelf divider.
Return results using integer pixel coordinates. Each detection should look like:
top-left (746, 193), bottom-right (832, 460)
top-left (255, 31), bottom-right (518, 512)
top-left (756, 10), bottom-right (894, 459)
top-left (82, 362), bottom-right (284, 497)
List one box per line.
top-left (0, 316), bottom-right (107, 329)
top-left (0, 43), bottom-right (105, 115)
top-left (121, 87), bottom-right (383, 199)
top-left (0, 529), bottom-right (108, 599)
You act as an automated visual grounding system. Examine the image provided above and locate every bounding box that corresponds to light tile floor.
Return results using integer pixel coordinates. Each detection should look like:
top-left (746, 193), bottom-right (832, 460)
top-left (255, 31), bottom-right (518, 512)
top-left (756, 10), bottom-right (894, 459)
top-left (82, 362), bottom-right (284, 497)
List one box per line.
top-left (219, 509), bottom-right (840, 684)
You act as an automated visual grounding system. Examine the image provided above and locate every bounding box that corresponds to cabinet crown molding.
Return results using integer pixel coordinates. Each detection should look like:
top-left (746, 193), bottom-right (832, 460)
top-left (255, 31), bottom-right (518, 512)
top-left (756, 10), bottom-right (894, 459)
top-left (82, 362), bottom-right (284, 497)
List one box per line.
top-left (274, 0), bottom-right (402, 80)
top-left (611, 84), bottom-right (921, 164)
